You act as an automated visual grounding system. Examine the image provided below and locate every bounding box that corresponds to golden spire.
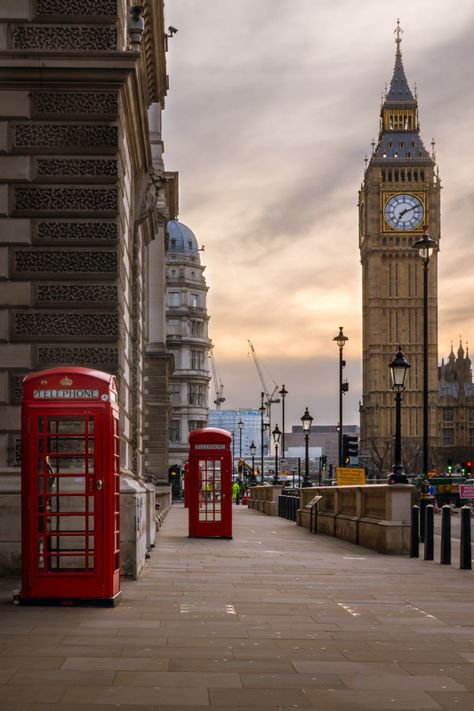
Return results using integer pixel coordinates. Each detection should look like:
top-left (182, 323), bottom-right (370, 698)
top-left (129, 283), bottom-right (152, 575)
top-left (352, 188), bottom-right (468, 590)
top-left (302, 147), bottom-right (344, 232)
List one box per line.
top-left (394, 18), bottom-right (403, 48)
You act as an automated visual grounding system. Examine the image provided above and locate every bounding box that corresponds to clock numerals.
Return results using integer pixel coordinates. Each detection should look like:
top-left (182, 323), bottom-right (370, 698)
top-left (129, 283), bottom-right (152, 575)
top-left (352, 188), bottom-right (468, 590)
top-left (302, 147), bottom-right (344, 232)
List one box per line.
top-left (384, 194), bottom-right (424, 231)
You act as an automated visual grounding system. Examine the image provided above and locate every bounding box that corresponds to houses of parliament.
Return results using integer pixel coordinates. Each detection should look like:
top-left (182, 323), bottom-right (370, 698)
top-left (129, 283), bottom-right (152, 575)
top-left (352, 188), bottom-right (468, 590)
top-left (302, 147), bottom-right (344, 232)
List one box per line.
top-left (359, 23), bottom-right (474, 477)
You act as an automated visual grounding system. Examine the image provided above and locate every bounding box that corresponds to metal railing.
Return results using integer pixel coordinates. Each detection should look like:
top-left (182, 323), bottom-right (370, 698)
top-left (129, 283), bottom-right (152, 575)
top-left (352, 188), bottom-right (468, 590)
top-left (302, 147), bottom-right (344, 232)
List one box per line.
top-left (278, 488), bottom-right (301, 522)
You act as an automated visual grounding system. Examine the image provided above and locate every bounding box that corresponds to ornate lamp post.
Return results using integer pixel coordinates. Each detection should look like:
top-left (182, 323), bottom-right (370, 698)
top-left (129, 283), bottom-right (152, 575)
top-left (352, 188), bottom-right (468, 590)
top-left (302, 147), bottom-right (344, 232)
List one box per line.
top-left (259, 392), bottom-right (265, 484)
top-left (272, 425), bottom-right (281, 485)
top-left (279, 384), bottom-right (288, 456)
top-left (333, 326), bottom-right (348, 467)
top-left (249, 440), bottom-right (256, 482)
top-left (412, 233), bottom-right (438, 479)
top-left (389, 346), bottom-right (411, 484)
top-left (301, 407), bottom-right (313, 487)
top-left (231, 430), bottom-right (235, 477)
top-left (238, 418), bottom-right (244, 460)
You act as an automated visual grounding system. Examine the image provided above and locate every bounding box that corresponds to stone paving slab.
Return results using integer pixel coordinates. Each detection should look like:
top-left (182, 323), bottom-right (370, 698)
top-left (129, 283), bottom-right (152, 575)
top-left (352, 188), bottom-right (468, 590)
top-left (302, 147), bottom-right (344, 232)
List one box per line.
top-left (0, 503), bottom-right (473, 710)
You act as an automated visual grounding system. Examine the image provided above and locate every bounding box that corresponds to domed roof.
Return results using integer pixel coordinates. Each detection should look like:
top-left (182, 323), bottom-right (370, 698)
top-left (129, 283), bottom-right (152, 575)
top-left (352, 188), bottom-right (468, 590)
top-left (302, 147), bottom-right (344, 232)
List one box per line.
top-left (167, 220), bottom-right (199, 256)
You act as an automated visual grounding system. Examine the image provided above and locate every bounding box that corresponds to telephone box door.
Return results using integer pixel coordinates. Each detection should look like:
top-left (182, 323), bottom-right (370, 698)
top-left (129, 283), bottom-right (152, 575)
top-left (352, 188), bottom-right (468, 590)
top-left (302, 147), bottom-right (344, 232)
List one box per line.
top-left (188, 428), bottom-right (232, 539)
top-left (27, 410), bottom-right (104, 597)
top-left (21, 367), bottom-right (121, 605)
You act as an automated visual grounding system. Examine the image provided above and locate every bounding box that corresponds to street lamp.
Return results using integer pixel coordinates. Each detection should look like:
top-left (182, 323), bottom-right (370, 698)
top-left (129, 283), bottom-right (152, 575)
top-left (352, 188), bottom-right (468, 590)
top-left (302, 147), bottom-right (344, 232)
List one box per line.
top-left (259, 392), bottom-right (265, 484)
top-left (249, 440), bottom-right (256, 482)
top-left (238, 418), bottom-right (244, 460)
top-left (301, 407), bottom-right (313, 487)
top-left (389, 346), bottom-right (411, 484)
top-left (333, 326), bottom-right (349, 467)
top-left (272, 424), bottom-right (281, 485)
top-left (279, 384), bottom-right (288, 456)
top-left (412, 233), bottom-right (438, 478)
top-left (231, 430), bottom-right (235, 477)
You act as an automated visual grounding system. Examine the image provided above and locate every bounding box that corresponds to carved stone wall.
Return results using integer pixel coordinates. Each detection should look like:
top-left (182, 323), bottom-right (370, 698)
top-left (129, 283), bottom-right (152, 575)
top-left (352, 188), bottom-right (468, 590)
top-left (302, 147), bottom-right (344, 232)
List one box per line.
top-left (37, 284), bottom-right (117, 303)
top-left (36, 221), bottom-right (118, 242)
top-left (14, 124), bottom-right (118, 149)
top-left (33, 92), bottom-right (119, 116)
top-left (36, 159), bottom-right (118, 178)
top-left (12, 26), bottom-right (117, 52)
top-left (14, 187), bottom-right (118, 213)
top-left (34, 0), bottom-right (118, 15)
top-left (37, 346), bottom-right (119, 369)
top-left (14, 312), bottom-right (119, 338)
top-left (14, 249), bottom-right (117, 274)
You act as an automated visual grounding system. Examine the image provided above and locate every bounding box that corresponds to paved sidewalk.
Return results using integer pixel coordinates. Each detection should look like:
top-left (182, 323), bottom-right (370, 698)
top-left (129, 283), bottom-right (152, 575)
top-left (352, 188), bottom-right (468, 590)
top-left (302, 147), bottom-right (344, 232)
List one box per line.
top-left (0, 503), bottom-right (473, 710)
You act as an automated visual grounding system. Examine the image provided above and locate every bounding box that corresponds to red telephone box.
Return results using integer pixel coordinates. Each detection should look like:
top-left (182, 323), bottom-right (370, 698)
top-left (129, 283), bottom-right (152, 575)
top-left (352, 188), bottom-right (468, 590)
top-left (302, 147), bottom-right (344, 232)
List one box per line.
top-left (20, 367), bottom-right (121, 606)
top-left (188, 428), bottom-right (232, 539)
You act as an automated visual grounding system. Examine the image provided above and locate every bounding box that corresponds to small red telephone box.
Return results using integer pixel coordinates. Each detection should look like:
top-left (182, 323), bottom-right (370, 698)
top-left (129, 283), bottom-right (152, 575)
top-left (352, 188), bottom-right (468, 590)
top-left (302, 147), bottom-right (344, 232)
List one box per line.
top-left (188, 428), bottom-right (232, 539)
top-left (20, 367), bottom-right (121, 606)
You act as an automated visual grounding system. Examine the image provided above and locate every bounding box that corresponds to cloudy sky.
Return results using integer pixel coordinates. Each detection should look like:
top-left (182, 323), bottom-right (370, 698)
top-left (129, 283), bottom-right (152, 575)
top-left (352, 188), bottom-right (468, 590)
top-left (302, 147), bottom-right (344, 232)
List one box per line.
top-left (163, 0), bottom-right (474, 429)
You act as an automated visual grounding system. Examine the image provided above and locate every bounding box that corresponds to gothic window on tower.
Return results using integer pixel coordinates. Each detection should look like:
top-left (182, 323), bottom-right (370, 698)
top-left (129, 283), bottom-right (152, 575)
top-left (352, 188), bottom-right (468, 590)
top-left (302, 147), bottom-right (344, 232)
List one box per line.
top-left (469, 428), bottom-right (474, 447)
top-left (442, 428), bottom-right (454, 446)
top-left (442, 408), bottom-right (454, 422)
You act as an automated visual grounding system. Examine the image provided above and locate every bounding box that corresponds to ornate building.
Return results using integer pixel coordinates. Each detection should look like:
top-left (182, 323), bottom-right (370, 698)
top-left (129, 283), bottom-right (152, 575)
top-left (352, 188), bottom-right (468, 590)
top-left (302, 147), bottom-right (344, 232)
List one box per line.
top-left (438, 340), bottom-right (474, 465)
top-left (359, 25), bottom-right (441, 476)
top-left (0, 1), bottom-right (177, 574)
top-left (166, 220), bottom-right (211, 471)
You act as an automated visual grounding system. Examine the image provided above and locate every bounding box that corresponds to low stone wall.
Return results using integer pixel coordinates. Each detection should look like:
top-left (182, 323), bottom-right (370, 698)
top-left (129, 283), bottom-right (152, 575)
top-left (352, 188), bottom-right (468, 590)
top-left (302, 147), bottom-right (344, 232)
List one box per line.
top-left (298, 484), bottom-right (415, 555)
top-left (155, 485), bottom-right (172, 530)
top-left (248, 485), bottom-right (284, 516)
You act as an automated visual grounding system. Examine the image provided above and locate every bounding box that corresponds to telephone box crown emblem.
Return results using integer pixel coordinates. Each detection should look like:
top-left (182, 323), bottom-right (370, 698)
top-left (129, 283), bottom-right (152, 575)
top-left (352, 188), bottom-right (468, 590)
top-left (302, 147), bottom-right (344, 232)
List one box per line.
top-left (60, 376), bottom-right (73, 387)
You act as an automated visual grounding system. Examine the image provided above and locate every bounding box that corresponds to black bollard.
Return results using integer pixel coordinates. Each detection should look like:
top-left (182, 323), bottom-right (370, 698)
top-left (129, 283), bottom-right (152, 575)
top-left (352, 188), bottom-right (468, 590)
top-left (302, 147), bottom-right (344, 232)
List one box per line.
top-left (440, 504), bottom-right (451, 565)
top-left (410, 505), bottom-right (419, 558)
top-left (423, 504), bottom-right (434, 561)
top-left (460, 505), bottom-right (472, 570)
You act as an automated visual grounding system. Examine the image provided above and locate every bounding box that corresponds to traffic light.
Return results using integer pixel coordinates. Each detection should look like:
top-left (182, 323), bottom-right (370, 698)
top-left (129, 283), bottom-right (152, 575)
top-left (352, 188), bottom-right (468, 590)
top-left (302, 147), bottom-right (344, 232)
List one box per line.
top-left (321, 455), bottom-right (327, 470)
top-left (466, 460), bottom-right (472, 475)
top-left (447, 459), bottom-right (453, 474)
top-left (342, 434), bottom-right (359, 465)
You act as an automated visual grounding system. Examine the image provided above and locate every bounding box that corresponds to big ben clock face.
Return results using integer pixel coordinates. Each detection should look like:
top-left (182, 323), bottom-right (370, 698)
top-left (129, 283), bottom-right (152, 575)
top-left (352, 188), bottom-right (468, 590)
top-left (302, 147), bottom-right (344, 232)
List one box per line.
top-left (384, 193), bottom-right (424, 231)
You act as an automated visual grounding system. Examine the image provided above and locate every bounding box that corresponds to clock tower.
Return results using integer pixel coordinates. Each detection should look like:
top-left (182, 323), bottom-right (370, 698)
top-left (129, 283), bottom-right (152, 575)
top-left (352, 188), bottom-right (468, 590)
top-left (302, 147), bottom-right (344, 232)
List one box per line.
top-left (359, 23), bottom-right (440, 476)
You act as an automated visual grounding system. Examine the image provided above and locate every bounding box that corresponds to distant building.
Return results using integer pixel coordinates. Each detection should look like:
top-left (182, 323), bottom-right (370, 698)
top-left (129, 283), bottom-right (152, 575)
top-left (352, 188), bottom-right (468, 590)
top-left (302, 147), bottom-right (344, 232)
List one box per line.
top-left (438, 340), bottom-right (474, 467)
top-left (166, 220), bottom-right (211, 470)
top-left (208, 409), bottom-right (269, 463)
top-left (285, 425), bottom-right (360, 470)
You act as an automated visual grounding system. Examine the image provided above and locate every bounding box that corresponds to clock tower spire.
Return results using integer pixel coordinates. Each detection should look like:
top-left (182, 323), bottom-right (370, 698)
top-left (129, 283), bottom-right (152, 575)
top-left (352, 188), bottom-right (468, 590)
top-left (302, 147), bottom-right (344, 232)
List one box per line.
top-left (359, 23), bottom-right (440, 477)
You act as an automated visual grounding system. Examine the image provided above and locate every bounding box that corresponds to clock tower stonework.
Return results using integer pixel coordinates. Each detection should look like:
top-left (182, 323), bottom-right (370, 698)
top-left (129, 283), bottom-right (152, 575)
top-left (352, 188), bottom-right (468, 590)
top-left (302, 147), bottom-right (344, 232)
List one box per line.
top-left (359, 26), bottom-right (440, 476)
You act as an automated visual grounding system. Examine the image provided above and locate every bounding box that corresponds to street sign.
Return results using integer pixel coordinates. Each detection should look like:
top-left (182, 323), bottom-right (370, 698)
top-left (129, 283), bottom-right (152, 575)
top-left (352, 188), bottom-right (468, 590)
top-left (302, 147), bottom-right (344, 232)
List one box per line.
top-left (459, 484), bottom-right (474, 499)
top-left (336, 467), bottom-right (366, 485)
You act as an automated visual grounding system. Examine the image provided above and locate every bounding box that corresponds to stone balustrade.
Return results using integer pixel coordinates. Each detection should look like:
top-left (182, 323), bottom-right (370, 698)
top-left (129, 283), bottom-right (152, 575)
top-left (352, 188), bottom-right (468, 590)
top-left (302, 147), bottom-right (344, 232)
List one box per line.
top-left (248, 485), bottom-right (284, 516)
top-left (298, 484), bottom-right (416, 555)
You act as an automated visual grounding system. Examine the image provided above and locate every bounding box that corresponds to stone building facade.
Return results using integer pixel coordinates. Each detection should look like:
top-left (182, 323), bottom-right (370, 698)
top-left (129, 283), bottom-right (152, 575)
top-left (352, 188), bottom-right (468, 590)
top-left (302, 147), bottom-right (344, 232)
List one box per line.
top-left (438, 341), bottom-right (474, 467)
top-left (359, 26), bottom-right (440, 477)
top-left (0, 1), bottom-right (177, 575)
top-left (166, 220), bottom-right (211, 472)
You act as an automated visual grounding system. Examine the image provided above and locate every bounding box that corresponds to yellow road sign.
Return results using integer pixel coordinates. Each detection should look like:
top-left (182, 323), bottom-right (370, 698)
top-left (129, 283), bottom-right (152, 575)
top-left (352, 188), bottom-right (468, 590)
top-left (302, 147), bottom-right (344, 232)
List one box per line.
top-left (336, 467), bottom-right (366, 486)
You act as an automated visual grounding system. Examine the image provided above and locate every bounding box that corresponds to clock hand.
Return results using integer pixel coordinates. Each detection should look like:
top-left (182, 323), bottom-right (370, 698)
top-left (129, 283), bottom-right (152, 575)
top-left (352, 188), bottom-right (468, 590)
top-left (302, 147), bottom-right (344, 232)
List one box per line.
top-left (397, 206), bottom-right (414, 220)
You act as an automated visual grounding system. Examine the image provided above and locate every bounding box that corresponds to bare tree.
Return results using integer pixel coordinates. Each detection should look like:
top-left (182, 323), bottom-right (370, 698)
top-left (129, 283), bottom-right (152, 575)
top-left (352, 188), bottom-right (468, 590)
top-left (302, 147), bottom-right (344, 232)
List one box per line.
top-left (366, 438), bottom-right (392, 479)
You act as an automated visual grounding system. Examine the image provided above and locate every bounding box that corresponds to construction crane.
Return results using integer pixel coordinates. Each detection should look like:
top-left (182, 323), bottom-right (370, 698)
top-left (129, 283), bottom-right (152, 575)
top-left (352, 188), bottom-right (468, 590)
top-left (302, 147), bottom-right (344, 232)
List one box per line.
top-left (209, 348), bottom-right (225, 410)
top-left (247, 340), bottom-right (280, 423)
